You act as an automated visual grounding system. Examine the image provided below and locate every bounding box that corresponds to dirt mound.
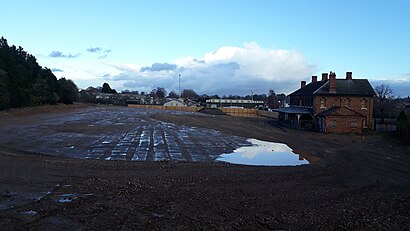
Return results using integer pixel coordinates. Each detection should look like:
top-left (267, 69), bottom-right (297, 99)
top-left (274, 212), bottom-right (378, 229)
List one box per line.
top-left (198, 107), bottom-right (227, 115)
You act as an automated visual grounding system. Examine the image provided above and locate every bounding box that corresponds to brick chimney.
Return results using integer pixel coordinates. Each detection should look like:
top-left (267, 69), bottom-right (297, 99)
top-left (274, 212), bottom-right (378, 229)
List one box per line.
top-left (329, 71), bottom-right (336, 93)
top-left (346, 71), bottom-right (352, 80)
top-left (311, 76), bottom-right (317, 83)
top-left (321, 73), bottom-right (328, 81)
top-left (301, 80), bottom-right (306, 88)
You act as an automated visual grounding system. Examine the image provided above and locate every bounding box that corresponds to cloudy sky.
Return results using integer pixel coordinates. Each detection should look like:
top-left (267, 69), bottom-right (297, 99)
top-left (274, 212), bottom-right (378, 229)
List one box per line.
top-left (1, 0), bottom-right (409, 96)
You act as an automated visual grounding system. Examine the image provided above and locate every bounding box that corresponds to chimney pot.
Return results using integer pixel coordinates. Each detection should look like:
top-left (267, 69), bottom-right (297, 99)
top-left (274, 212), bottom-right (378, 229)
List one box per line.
top-left (312, 76), bottom-right (317, 83)
top-left (329, 72), bottom-right (336, 93)
top-left (346, 71), bottom-right (352, 80)
top-left (321, 73), bottom-right (328, 81)
top-left (301, 80), bottom-right (306, 88)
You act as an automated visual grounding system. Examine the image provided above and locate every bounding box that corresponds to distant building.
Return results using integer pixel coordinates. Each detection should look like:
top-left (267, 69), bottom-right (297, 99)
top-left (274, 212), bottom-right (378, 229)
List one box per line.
top-left (274, 71), bottom-right (376, 133)
top-left (206, 99), bottom-right (264, 109)
top-left (163, 99), bottom-right (187, 107)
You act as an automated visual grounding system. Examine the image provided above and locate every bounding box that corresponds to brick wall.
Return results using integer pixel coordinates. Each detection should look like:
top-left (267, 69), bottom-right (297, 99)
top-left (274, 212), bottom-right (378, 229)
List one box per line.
top-left (290, 95), bottom-right (314, 107)
top-left (325, 115), bottom-right (364, 133)
top-left (314, 96), bottom-right (374, 129)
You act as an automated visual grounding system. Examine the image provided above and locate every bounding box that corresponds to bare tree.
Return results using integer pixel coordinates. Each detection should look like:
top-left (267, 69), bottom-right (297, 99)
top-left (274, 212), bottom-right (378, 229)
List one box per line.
top-left (181, 89), bottom-right (199, 100)
top-left (167, 91), bottom-right (179, 98)
top-left (375, 84), bottom-right (393, 99)
top-left (267, 89), bottom-right (279, 109)
top-left (374, 84), bottom-right (394, 123)
top-left (150, 87), bottom-right (167, 99)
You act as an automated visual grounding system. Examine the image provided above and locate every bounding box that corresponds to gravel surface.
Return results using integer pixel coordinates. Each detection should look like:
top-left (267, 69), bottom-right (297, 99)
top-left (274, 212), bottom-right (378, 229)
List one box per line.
top-left (0, 104), bottom-right (409, 230)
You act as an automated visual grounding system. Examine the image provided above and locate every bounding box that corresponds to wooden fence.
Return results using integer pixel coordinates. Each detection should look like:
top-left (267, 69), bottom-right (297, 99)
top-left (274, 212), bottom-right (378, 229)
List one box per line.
top-left (220, 108), bottom-right (258, 117)
top-left (128, 104), bottom-right (279, 118)
top-left (128, 104), bottom-right (201, 112)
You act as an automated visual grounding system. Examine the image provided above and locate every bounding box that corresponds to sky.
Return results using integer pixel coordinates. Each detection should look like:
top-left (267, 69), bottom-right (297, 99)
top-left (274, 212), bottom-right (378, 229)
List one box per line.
top-left (1, 0), bottom-right (409, 97)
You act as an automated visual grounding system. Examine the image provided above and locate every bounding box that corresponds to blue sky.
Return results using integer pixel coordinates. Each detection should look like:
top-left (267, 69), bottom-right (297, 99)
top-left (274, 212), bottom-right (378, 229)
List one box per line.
top-left (1, 0), bottom-right (409, 96)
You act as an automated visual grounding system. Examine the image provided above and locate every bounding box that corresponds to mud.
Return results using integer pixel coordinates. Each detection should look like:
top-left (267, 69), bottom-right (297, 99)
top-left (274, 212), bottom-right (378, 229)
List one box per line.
top-left (0, 105), bottom-right (409, 230)
top-left (0, 107), bottom-right (250, 162)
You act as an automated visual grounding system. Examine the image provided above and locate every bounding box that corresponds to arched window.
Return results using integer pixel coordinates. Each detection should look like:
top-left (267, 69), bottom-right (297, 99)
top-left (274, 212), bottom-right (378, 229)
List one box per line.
top-left (345, 98), bottom-right (351, 108)
top-left (361, 98), bottom-right (368, 109)
top-left (320, 97), bottom-right (326, 108)
top-left (332, 98), bottom-right (341, 107)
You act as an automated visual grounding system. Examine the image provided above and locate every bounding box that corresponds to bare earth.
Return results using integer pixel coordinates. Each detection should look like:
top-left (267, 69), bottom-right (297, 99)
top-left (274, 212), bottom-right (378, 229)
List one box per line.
top-left (0, 104), bottom-right (409, 230)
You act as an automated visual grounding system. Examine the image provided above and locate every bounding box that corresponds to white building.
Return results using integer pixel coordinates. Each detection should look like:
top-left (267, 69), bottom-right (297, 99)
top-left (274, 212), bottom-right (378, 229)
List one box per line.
top-left (163, 99), bottom-right (187, 107)
top-left (206, 99), bottom-right (264, 108)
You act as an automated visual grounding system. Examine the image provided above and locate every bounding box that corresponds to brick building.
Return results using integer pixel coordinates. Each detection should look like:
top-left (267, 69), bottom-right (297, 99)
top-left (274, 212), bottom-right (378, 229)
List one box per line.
top-left (275, 71), bottom-right (376, 133)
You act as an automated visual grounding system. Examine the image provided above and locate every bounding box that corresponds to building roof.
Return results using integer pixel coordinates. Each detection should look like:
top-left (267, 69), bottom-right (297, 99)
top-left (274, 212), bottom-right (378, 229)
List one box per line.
top-left (206, 99), bottom-right (264, 104)
top-left (317, 106), bottom-right (364, 117)
top-left (273, 106), bottom-right (313, 114)
top-left (314, 79), bottom-right (376, 96)
top-left (289, 78), bottom-right (376, 97)
top-left (289, 81), bottom-right (327, 96)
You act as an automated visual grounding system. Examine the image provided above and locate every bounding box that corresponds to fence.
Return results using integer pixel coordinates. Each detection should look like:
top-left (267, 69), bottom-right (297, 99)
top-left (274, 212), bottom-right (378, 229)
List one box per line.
top-left (397, 127), bottom-right (410, 139)
top-left (374, 118), bottom-right (397, 132)
top-left (128, 104), bottom-right (279, 118)
top-left (128, 104), bottom-right (201, 112)
top-left (220, 108), bottom-right (258, 117)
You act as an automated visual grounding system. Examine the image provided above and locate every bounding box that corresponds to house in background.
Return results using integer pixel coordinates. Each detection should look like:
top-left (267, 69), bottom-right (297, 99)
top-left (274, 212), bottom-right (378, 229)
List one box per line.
top-left (163, 98), bottom-right (187, 107)
top-left (274, 71), bottom-right (376, 133)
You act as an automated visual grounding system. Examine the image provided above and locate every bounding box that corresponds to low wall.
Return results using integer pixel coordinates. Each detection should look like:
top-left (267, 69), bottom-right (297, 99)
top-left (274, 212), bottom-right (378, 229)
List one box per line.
top-left (128, 104), bottom-right (202, 112)
top-left (128, 104), bottom-right (278, 118)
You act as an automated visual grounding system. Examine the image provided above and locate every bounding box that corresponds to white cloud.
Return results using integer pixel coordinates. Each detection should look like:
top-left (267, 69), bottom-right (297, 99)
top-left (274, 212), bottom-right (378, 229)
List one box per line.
top-left (108, 42), bottom-right (314, 95)
top-left (54, 42), bottom-right (313, 95)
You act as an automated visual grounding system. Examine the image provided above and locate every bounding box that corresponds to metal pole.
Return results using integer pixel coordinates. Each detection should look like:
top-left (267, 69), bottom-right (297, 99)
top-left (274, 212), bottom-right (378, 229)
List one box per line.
top-left (251, 91), bottom-right (253, 108)
top-left (179, 74), bottom-right (181, 98)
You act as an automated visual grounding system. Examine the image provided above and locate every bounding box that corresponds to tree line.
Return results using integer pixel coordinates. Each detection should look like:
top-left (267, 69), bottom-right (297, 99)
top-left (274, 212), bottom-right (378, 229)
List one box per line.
top-left (108, 85), bottom-right (284, 108)
top-left (0, 37), bottom-right (79, 110)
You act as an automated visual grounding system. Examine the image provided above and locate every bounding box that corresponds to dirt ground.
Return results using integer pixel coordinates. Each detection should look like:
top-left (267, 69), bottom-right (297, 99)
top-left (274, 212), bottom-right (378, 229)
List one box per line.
top-left (0, 104), bottom-right (409, 230)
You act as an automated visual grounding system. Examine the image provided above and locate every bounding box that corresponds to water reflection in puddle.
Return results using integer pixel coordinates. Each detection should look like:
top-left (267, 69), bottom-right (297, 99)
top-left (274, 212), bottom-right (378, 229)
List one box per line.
top-left (217, 139), bottom-right (310, 166)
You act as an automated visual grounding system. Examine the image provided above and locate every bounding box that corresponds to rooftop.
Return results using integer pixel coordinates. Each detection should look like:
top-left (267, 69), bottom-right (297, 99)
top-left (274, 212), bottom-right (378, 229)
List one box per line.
top-left (314, 79), bottom-right (376, 96)
top-left (273, 106), bottom-right (313, 115)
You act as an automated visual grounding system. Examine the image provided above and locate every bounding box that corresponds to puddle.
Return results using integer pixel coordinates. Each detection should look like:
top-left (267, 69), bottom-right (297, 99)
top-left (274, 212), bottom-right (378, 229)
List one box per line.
top-left (217, 139), bottom-right (311, 166)
top-left (21, 210), bottom-right (38, 216)
top-left (57, 193), bottom-right (77, 203)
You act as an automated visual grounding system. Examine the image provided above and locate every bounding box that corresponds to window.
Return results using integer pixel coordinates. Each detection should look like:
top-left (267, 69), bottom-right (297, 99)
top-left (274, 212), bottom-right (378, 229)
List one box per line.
top-left (351, 120), bottom-right (357, 128)
top-left (345, 98), bottom-right (351, 108)
top-left (320, 97), bottom-right (326, 108)
top-left (332, 98), bottom-right (341, 107)
top-left (330, 120), bottom-right (337, 127)
top-left (361, 98), bottom-right (368, 109)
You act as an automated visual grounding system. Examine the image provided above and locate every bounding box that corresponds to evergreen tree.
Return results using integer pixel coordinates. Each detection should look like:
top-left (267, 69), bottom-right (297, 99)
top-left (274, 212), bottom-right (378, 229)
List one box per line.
top-left (57, 78), bottom-right (79, 104)
top-left (0, 37), bottom-right (79, 109)
top-left (101, 82), bottom-right (117, 94)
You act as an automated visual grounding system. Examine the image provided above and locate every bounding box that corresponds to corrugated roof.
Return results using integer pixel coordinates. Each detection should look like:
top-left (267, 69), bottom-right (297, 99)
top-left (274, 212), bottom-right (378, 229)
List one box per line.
top-left (317, 106), bottom-right (364, 117)
top-left (273, 106), bottom-right (313, 114)
top-left (314, 79), bottom-right (376, 96)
